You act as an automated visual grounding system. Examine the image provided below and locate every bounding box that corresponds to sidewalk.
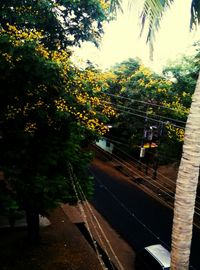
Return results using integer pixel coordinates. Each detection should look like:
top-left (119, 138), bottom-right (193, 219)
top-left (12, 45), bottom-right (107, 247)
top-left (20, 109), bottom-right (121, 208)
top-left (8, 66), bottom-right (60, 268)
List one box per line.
top-left (0, 207), bottom-right (102, 270)
top-left (0, 203), bottom-right (135, 270)
top-left (0, 213), bottom-right (50, 229)
top-left (62, 203), bottom-right (136, 270)
top-left (0, 157), bottom-right (136, 270)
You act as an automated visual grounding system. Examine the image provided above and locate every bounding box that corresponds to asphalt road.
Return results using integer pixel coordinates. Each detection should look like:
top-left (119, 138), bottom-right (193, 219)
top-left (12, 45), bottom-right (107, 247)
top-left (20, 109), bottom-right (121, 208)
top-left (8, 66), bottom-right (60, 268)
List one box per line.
top-left (89, 162), bottom-right (200, 270)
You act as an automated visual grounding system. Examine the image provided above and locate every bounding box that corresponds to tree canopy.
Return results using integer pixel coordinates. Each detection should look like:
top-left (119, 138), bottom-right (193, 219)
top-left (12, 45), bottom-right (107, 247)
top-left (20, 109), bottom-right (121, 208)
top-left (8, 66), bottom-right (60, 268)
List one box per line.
top-left (103, 57), bottom-right (196, 164)
top-left (0, 0), bottom-right (117, 242)
top-left (0, 0), bottom-right (117, 49)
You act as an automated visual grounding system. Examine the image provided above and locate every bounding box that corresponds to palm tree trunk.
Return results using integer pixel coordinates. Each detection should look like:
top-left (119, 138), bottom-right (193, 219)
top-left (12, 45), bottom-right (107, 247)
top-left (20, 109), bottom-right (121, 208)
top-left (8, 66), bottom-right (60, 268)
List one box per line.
top-left (171, 72), bottom-right (200, 270)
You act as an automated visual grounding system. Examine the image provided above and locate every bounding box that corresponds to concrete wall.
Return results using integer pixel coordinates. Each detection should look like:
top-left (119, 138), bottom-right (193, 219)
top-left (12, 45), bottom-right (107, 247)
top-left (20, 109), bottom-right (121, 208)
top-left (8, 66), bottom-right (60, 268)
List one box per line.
top-left (96, 138), bottom-right (114, 154)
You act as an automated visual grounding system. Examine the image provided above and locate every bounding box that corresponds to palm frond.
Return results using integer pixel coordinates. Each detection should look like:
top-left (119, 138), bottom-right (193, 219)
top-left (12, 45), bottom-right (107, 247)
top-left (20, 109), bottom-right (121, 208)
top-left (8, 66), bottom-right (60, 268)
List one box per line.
top-left (139, 0), bottom-right (173, 43)
top-left (190, 0), bottom-right (200, 29)
top-left (139, 0), bottom-right (174, 60)
top-left (137, 0), bottom-right (200, 59)
top-left (109, 0), bottom-right (123, 14)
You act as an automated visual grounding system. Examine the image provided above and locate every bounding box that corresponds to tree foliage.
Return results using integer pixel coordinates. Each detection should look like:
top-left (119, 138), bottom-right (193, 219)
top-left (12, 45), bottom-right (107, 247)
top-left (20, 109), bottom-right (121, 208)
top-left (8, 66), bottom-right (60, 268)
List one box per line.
top-left (105, 57), bottom-right (198, 163)
top-left (0, 0), bottom-right (115, 49)
top-left (0, 2), bottom-right (117, 239)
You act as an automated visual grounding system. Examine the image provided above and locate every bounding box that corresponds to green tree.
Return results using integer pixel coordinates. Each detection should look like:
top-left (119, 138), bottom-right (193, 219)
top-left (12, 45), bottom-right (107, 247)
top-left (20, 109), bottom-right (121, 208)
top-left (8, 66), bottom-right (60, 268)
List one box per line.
top-left (0, 20), bottom-right (115, 242)
top-left (0, 27), bottom-right (79, 242)
top-left (106, 58), bottom-right (188, 165)
top-left (0, 0), bottom-right (118, 49)
top-left (163, 55), bottom-right (199, 107)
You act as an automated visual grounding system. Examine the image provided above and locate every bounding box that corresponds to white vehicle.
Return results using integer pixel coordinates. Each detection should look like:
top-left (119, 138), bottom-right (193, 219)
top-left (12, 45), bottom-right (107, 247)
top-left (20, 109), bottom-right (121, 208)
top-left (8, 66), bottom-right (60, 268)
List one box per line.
top-left (135, 244), bottom-right (170, 270)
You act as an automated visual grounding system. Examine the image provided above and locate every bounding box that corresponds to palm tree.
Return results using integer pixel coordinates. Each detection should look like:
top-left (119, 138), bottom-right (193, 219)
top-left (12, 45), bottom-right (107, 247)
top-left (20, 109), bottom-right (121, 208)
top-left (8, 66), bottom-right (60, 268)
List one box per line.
top-left (138, 2), bottom-right (200, 269)
top-left (171, 72), bottom-right (200, 269)
top-left (110, 0), bottom-right (200, 269)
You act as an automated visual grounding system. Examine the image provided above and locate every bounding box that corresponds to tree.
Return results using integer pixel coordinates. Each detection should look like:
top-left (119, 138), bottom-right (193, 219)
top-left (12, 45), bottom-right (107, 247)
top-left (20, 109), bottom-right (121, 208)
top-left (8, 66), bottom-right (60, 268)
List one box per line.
top-left (105, 58), bottom-right (188, 165)
top-left (163, 55), bottom-right (198, 107)
top-left (0, 0), bottom-right (118, 49)
top-left (171, 73), bottom-right (200, 269)
top-left (0, 21), bottom-right (116, 243)
top-left (124, 0), bottom-right (200, 269)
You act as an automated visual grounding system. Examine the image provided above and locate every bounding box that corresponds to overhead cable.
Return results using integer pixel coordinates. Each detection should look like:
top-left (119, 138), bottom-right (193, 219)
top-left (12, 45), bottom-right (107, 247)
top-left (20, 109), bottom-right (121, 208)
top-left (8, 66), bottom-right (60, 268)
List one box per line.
top-left (89, 167), bottom-right (171, 251)
top-left (102, 100), bottom-right (187, 125)
top-left (69, 162), bottom-right (123, 270)
top-left (99, 103), bottom-right (185, 129)
top-left (68, 162), bottom-right (106, 270)
top-left (94, 145), bottom-right (200, 217)
top-left (76, 180), bottom-right (124, 270)
top-left (103, 92), bottom-right (188, 113)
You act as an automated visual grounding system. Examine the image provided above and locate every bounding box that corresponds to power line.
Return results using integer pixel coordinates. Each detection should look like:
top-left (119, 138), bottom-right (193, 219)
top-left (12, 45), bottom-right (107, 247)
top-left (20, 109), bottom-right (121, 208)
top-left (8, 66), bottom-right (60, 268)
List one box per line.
top-left (89, 167), bottom-right (171, 251)
top-left (110, 150), bottom-right (175, 202)
top-left (94, 145), bottom-right (175, 204)
top-left (94, 145), bottom-right (200, 217)
top-left (90, 165), bottom-right (198, 269)
top-left (69, 162), bottom-right (123, 270)
top-left (76, 181), bottom-right (124, 270)
top-left (99, 104), bottom-right (185, 129)
top-left (105, 139), bottom-right (177, 188)
top-left (102, 92), bottom-right (189, 113)
top-left (110, 142), bottom-right (200, 210)
top-left (102, 100), bottom-right (187, 125)
top-left (104, 136), bottom-right (181, 163)
top-left (68, 162), bottom-right (106, 270)
top-left (115, 107), bottom-right (185, 129)
top-left (77, 193), bottom-right (117, 270)
top-left (103, 137), bottom-right (200, 204)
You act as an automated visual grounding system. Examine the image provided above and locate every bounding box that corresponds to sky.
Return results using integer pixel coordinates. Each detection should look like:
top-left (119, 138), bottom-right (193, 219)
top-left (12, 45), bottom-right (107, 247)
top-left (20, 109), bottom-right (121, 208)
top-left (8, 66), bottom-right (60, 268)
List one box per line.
top-left (72, 0), bottom-right (200, 73)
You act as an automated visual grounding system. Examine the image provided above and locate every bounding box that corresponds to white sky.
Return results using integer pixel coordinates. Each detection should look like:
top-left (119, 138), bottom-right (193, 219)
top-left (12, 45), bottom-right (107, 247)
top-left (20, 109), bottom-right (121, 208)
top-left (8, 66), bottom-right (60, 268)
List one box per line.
top-left (72, 0), bottom-right (200, 73)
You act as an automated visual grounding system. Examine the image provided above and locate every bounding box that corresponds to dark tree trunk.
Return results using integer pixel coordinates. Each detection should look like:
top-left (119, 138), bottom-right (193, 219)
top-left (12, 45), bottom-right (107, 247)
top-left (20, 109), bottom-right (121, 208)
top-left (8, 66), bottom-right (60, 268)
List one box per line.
top-left (25, 209), bottom-right (40, 244)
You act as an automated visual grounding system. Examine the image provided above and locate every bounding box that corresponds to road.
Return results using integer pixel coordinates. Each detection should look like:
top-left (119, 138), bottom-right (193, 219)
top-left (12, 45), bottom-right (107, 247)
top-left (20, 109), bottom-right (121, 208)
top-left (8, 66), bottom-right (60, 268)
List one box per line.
top-left (89, 159), bottom-right (200, 270)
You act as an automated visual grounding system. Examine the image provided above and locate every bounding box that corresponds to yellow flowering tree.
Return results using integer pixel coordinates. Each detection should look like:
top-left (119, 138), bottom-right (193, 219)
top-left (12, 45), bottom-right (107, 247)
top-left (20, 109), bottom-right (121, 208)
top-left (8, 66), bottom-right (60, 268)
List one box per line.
top-left (0, 24), bottom-right (116, 243)
top-left (107, 58), bottom-right (192, 163)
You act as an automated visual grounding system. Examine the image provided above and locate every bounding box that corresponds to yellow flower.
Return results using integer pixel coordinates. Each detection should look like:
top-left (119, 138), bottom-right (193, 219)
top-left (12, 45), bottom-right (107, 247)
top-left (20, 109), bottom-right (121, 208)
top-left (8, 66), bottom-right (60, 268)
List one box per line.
top-left (99, 0), bottom-right (109, 10)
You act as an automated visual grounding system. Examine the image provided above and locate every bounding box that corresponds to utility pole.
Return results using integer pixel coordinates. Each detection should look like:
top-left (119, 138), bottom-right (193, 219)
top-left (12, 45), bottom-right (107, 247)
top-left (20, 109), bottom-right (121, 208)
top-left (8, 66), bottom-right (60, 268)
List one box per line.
top-left (152, 122), bottom-right (164, 179)
top-left (139, 115), bottom-right (148, 171)
top-left (145, 126), bottom-right (153, 175)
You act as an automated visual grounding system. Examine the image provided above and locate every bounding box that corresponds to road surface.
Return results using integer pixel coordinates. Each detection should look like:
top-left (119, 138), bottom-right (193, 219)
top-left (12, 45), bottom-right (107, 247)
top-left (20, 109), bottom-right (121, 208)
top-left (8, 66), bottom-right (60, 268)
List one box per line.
top-left (90, 159), bottom-right (200, 270)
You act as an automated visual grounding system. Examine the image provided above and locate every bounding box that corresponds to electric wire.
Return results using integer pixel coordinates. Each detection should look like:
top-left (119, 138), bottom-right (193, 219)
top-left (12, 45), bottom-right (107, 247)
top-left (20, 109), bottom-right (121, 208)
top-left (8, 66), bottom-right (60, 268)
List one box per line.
top-left (103, 137), bottom-right (200, 204)
top-left (94, 145), bottom-right (175, 205)
top-left (102, 100), bottom-right (187, 125)
top-left (100, 144), bottom-right (200, 217)
top-left (69, 162), bottom-right (124, 270)
top-left (89, 167), bottom-right (171, 251)
top-left (94, 145), bottom-right (200, 218)
top-left (90, 164), bottom-right (198, 270)
top-left (113, 107), bottom-right (185, 129)
top-left (98, 103), bottom-right (185, 129)
top-left (76, 180), bottom-right (125, 270)
top-left (102, 91), bottom-right (189, 114)
top-left (104, 136), bottom-right (181, 163)
top-left (68, 162), bottom-right (106, 270)
top-left (81, 201), bottom-right (114, 270)
top-left (108, 149), bottom-right (175, 203)
top-left (99, 142), bottom-right (200, 216)
top-left (77, 190), bottom-right (116, 270)
top-left (107, 142), bottom-right (200, 214)
top-left (95, 143), bottom-right (174, 197)
top-left (107, 139), bottom-right (177, 188)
